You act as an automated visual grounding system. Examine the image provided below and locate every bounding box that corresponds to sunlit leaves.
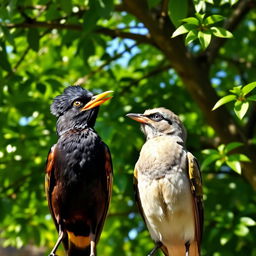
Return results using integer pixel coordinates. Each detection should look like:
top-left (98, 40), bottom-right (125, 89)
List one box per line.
top-left (212, 82), bottom-right (256, 119)
top-left (202, 142), bottom-right (250, 174)
top-left (172, 13), bottom-right (233, 50)
top-left (0, 0), bottom-right (256, 255)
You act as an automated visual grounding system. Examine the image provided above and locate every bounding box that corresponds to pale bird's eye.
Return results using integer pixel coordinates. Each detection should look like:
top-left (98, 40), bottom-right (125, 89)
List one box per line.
top-left (73, 100), bottom-right (82, 107)
top-left (150, 113), bottom-right (163, 121)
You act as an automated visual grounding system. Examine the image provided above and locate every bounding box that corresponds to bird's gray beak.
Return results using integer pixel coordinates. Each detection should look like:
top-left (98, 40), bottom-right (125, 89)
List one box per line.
top-left (126, 113), bottom-right (151, 124)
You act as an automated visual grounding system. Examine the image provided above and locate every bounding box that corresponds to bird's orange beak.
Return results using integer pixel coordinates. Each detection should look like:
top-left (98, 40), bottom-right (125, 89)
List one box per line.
top-left (82, 91), bottom-right (113, 111)
top-left (126, 113), bottom-right (151, 124)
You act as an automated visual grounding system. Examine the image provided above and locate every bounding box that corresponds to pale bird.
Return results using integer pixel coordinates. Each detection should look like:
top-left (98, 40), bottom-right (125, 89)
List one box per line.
top-left (126, 107), bottom-right (203, 256)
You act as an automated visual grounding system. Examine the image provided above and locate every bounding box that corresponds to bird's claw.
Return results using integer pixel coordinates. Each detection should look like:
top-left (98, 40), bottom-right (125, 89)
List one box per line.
top-left (48, 253), bottom-right (57, 256)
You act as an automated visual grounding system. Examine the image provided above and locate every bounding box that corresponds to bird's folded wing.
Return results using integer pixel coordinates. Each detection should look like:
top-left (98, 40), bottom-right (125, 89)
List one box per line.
top-left (45, 144), bottom-right (59, 229)
top-left (187, 152), bottom-right (204, 245)
top-left (95, 144), bottom-right (113, 243)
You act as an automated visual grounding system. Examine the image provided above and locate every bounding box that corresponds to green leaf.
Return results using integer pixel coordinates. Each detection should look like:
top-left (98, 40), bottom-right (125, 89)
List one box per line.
top-left (0, 41), bottom-right (12, 72)
top-left (230, 154), bottom-right (250, 162)
top-left (211, 26), bottom-right (233, 38)
top-left (217, 144), bottom-right (225, 154)
top-left (230, 85), bottom-right (242, 95)
top-left (224, 142), bottom-right (243, 153)
top-left (226, 159), bottom-right (241, 174)
top-left (241, 82), bottom-right (256, 96)
top-left (195, 13), bottom-right (205, 22)
top-left (205, 15), bottom-right (224, 25)
top-left (201, 154), bottom-right (220, 170)
top-left (229, 0), bottom-right (239, 5)
top-left (234, 101), bottom-right (249, 119)
top-left (212, 95), bottom-right (236, 110)
top-left (247, 95), bottom-right (256, 101)
top-left (60, 0), bottom-right (72, 14)
top-left (1, 25), bottom-right (15, 46)
top-left (202, 149), bottom-right (219, 155)
top-left (27, 28), bottom-right (40, 52)
top-left (240, 217), bottom-right (256, 226)
top-left (194, 0), bottom-right (206, 13)
top-left (198, 31), bottom-right (212, 50)
top-left (182, 17), bottom-right (200, 25)
top-left (168, 0), bottom-right (188, 27)
top-left (185, 30), bottom-right (198, 45)
top-left (235, 223), bottom-right (249, 236)
top-left (171, 24), bottom-right (196, 38)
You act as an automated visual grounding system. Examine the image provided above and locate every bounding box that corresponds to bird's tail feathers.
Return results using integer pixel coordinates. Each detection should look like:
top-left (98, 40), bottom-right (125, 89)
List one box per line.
top-left (187, 241), bottom-right (200, 256)
top-left (66, 232), bottom-right (93, 256)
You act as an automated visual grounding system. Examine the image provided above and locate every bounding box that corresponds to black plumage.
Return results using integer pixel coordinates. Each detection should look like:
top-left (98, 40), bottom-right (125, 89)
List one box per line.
top-left (45, 86), bottom-right (113, 256)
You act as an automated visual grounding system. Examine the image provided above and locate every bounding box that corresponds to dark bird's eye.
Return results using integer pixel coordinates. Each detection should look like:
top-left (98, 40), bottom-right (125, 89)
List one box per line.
top-left (150, 113), bottom-right (163, 121)
top-left (73, 100), bottom-right (83, 107)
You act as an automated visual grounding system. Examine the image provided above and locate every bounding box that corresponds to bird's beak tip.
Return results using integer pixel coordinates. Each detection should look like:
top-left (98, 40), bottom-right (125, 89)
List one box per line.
top-left (82, 90), bottom-right (113, 111)
top-left (126, 113), bottom-right (148, 124)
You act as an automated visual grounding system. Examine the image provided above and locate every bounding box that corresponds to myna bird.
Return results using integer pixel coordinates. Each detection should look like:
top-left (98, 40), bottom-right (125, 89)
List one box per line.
top-left (126, 108), bottom-right (203, 256)
top-left (45, 86), bottom-right (113, 256)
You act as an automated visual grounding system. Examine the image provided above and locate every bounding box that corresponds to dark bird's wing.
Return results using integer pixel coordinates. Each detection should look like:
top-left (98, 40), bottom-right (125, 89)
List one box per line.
top-left (133, 168), bottom-right (168, 256)
top-left (94, 144), bottom-right (113, 243)
top-left (187, 152), bottom-right (204, 251)
top-left (45, 144), bottom-right (69, 249)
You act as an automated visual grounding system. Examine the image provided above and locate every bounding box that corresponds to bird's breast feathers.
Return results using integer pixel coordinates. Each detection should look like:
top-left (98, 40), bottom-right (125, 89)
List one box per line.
top-left (136, 136), bottom-right (187, 178)
top-left (136, 136), bottom-right (196, 244)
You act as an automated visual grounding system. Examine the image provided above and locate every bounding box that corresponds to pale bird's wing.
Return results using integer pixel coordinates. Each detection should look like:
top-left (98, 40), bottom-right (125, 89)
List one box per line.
top-left (133, 168), bottom-right (168, 256)
top-left (187, 152), bottom-right (204, 250)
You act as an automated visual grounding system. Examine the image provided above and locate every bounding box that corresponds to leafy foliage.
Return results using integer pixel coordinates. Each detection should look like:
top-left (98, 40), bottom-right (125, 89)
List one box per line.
top-left (172, 13), bottom-right (233, 50)
top-left (212, 82), bottom-right (256, 119)
top-left (202, 142), bottom-right (250, 174)
top-left (0, 0), bottom-right (256, 256)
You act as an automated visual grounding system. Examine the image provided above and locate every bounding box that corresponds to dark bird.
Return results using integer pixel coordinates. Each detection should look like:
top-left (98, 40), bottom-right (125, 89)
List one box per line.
top-left (126, 108), bottom-right (203, 256)
top-left (45, 86), bottom-right (113, 256)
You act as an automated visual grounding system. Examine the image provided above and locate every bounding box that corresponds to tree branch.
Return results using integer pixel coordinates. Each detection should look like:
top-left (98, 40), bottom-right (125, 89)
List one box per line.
top-left (120, 63), bottom-right (171, 96)
top-left (4, 21), bottom-right (153, 44)
top-left (207, 0), bottom-right (254, 62)
top-left (161, 0), bottom-right (169, 17)
top-left (74, 43), bottom-right (138, 85)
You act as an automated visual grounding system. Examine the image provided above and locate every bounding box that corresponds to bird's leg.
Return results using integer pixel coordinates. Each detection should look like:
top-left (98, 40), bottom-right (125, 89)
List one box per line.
top-left (89, 233), bottom-right (96, 256)
top-left (147, 242), bottom-right (162, 256)
top-left (48, 226), bottom-right (64, 256)
top-left (185, 241), bottom-right (190, 256)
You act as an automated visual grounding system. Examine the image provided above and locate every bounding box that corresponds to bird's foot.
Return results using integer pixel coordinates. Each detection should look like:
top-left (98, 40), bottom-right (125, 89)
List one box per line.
top-left (147, 242), bottom-right (162, 256)
top-left (89, 254), bottom-right (95, 256)
top-left (48, 253), bottom-right (57, 256)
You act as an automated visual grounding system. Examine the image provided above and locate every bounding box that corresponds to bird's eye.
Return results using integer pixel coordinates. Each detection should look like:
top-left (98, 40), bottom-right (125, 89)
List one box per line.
top-left (150, 113), bottom-right (163, 121)
top-left (73, 100), bottom-right (82, 107)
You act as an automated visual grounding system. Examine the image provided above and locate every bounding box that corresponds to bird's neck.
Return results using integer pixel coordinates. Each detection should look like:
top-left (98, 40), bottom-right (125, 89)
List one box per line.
top-left (56, 114), bottom-right (94, 136)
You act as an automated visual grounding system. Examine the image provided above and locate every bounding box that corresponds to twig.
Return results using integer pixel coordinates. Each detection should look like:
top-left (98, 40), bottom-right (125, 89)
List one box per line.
top-left (120, 63), bottom-right (171, 96)
top-left (161, 0), bottom-right (169, 17)
top-left (74, 43), bottom-right (138, 85)
top-left (4, 21), bottom-right (153, 44)
top-left (207, 0), bottom-right (254, 62)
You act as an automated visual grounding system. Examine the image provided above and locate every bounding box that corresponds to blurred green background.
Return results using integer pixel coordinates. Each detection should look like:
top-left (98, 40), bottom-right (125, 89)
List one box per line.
top-left (0, 0), bottom-right (256, 255)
